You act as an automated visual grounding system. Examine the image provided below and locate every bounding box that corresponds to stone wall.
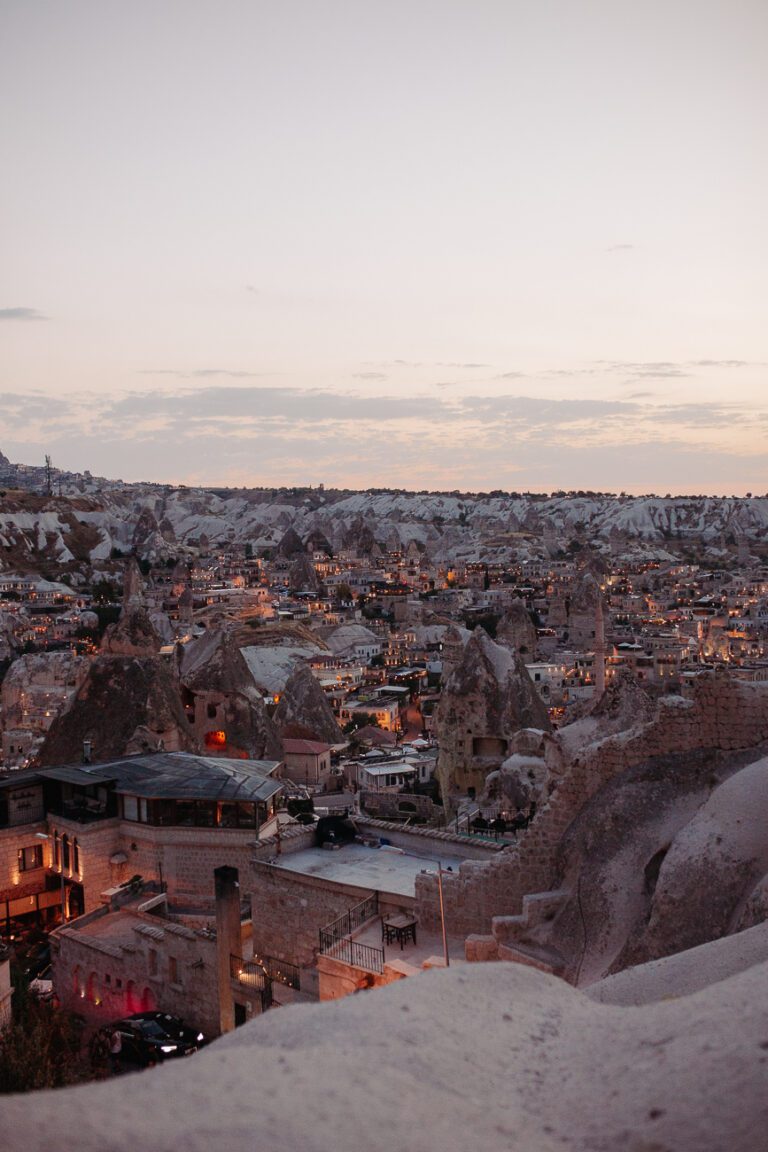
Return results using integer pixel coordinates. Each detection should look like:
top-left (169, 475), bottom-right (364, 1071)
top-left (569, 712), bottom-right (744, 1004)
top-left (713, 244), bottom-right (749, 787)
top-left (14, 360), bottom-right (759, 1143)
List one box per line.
top-left (53, 907), bottom-right (221, 1037)
top-left (249, 862), bottom-right (382, 970)
top-left (317, 952), bottom-right (408, 1000)
top-left (354, 817), bottom-right (504, 863)
top-left (0, 819), bottom-right (49, 905)
top-left (49, 816), bottom-right (122, 913)
top-left (416, 672), bottom-right (768, 936)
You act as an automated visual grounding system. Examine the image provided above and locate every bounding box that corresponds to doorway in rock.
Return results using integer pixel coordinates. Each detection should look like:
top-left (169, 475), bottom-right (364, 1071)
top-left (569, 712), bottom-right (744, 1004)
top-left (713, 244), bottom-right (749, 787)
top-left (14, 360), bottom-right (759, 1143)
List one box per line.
top-left (234, 1002), bottom-right (247, 1027)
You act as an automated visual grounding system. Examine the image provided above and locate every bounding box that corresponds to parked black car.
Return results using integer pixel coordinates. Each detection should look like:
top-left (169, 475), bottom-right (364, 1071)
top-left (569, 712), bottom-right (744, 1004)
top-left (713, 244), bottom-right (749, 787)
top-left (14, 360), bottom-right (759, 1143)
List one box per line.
top-left (110, 1012), bottom-right (205, 1067)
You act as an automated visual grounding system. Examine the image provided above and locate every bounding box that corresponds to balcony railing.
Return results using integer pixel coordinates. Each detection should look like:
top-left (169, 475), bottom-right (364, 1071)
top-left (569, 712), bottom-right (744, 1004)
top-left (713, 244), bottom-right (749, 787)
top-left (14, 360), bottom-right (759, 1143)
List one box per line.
top-left (230, 955), bottom-right (273, 1007)
top-left (319, 893), bottom-right (379, 945)
top-left (252, 951), bottom-right (301, 991)
top-left (318, 893), bottom-right (384, 974)
top-left (318, 934), bottom-right (384, 974)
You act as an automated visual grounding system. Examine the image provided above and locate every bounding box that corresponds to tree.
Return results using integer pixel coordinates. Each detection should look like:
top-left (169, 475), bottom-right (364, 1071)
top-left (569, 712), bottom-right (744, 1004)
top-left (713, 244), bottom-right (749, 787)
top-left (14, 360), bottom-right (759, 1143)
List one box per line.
top-left (0, 980), bottom-right (88, 1093)
top-left (343, 713), bottom-right (382, 735)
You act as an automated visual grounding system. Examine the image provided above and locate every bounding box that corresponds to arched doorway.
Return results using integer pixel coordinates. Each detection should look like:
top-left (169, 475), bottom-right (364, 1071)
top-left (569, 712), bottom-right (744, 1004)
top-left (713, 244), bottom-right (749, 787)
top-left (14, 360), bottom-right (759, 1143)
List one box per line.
top-left (126, 980), bottom-right (138, 1014)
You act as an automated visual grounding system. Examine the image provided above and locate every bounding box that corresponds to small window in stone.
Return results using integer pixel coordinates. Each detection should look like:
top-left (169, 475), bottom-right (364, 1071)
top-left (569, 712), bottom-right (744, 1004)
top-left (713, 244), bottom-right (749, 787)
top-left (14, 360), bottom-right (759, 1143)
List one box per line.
top-left (18, 844), bottom-right (43, 872)
top-left (148, 948), bottom-right (158, 976)
top-left (207, 702), bottom-right (217, 719)
top-left (169, 956), bottom-right (178, 984)
top-left (115, 978), bottom-right (122, 989)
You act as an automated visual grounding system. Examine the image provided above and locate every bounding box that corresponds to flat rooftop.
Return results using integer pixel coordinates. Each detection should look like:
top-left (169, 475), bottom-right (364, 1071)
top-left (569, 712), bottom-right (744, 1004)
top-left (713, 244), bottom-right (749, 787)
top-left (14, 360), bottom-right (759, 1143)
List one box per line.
top-left (272, 841), bottom-right (465, 898)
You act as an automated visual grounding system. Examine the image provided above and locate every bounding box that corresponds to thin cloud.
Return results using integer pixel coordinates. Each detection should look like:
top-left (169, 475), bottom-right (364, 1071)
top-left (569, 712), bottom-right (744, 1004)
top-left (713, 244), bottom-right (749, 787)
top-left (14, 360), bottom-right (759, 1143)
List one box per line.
top-left (352, 372), bottom-right (388, 381)
top-left (605, 244), bottom-right (635, 252)
top-left (688, 359), bottom-right (749, 368)
top-left (11, 380), bottom-right (768, 495)
top-left (645, 402), bottom-right (748, 428)
top-left (0, 307), bottom-right (47, 321)
top-left (368, 360), bottom-right (491, 370)
top-left (138, 368), bottom-right (267, 379)
top-left (603, 361), bottom-right (690, 378)
top-left (631, 368), bottom-right (690, 378)
top-left (544, 368), bottom-right (600, 378)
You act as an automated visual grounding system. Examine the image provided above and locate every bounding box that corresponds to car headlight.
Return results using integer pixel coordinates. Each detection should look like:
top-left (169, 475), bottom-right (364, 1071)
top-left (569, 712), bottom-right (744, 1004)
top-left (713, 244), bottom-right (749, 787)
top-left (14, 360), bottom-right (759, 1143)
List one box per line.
top-left (160, 1045), bottom-right (178, 1054)
top-left (196, 1032), bottom-right (204, 1042)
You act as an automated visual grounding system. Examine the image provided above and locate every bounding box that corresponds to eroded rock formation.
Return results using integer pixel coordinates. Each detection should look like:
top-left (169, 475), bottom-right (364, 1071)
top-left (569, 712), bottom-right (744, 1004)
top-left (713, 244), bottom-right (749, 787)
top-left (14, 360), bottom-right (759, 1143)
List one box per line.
top-left (180, 627), bottom-right (281, 760)
top-left (435, 628), bottom-right (550, 808)
top-left (272, 663), bottom-right (344, 745)
top-left (36, 655), bottom-right (195, 764)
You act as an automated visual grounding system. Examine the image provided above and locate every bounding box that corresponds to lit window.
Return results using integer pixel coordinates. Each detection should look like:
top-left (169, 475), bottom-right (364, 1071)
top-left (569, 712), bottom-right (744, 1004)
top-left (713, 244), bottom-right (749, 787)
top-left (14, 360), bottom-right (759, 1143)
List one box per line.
top-left (205, 729), bottom-right (227, 748)
top-left (18, 844), bottom-right (43, 872)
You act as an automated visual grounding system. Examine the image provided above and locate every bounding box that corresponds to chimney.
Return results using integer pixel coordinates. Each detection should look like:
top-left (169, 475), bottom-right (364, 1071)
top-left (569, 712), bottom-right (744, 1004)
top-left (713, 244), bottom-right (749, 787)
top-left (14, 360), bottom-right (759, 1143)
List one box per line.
top-left (214, 866), bottom-right (241, 1035)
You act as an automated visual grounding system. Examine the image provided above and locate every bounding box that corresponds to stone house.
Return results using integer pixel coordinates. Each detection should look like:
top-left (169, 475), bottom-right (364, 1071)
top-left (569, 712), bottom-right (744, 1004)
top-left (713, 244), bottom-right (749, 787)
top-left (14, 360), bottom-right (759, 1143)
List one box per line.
top-left (0, 753), bottom-right (284, 940)
top-left (281, 738), bottom-right (332, 788)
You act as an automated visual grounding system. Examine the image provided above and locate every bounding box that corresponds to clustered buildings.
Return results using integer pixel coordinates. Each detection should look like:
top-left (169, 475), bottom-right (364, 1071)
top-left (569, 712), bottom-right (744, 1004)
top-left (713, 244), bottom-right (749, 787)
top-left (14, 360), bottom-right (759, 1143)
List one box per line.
top-left (2, 506), bottom-right (768, 1056)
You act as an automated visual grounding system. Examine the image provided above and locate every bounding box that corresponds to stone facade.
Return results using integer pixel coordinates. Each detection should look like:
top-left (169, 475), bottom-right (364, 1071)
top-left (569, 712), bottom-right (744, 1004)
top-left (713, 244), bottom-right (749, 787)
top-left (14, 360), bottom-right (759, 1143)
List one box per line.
top-left (249, 861), bottom-right (379, 972)
top-left (435, 628), bottom-right (550, 807)
top-left (418, 671), bottom-right (768, 937)
top-left (3, 808), bottom-right (273, 925)
top-left (316, 952), bottom-right (408, 1000)
top-left (53, 904), bottom-right (223, 1037)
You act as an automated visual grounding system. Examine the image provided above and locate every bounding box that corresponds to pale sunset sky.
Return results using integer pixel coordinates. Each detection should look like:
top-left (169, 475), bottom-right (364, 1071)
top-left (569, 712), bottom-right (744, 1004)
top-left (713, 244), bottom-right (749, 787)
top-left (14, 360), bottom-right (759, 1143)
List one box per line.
top-left (1, 0), bottom-right (766, 494)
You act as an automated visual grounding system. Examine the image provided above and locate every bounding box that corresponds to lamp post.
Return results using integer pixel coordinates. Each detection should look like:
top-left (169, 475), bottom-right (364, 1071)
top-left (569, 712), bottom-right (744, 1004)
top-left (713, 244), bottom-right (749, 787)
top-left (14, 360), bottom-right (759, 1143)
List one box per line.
top-left (436, 862), bottom-right (449, 968)
top-left (35, 832), bottom-right (67, 924)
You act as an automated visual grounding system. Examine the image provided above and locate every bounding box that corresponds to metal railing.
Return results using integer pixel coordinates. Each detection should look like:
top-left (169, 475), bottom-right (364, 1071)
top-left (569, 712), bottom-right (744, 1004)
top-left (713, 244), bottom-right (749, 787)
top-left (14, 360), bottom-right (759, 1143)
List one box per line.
top-left (318, 931), bottom-right (384, 974)
top-left (320, 893), bottom-right (379, 945)
top-left (318, 893), bottom-right (384, 974)
top-left (230, 954), bottom-right (274, 1007)
top-left (255, 952), bottom-right (301, 991)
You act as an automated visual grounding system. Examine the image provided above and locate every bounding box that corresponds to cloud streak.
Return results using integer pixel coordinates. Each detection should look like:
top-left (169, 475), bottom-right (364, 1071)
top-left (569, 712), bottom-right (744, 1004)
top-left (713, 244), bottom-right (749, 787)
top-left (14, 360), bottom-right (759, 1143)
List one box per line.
top-left (138, 368), bottom-right (268, 379)
top-left (0, 307), bottom-right (47, 321)
top-left (5, 383), bottom-right (766, 496)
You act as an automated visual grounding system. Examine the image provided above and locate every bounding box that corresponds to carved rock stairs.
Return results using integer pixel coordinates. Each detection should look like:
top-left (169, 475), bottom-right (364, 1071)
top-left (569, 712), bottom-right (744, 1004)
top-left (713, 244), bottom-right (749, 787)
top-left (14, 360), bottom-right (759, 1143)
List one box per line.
top-left (466, 889), bottom-right (570, 976)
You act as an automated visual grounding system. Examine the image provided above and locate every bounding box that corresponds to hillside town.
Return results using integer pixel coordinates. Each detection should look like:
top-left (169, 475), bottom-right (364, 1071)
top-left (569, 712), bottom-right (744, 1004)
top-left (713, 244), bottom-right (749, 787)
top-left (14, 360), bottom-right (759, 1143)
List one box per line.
top-left (1, 458), bottom-right (767, 1150)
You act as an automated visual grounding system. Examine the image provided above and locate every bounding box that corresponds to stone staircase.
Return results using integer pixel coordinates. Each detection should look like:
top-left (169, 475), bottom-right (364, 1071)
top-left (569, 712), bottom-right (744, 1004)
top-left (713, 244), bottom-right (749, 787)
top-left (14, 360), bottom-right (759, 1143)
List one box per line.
top-left (465, 888), bottom-right (570, 976)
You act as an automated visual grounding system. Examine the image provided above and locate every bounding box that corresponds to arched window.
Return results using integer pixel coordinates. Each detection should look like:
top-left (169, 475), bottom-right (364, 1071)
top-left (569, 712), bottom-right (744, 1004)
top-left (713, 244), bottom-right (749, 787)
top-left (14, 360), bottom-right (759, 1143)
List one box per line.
top-left (72, 837), bottom-right (80, 877)
top-left (62, 833), bottom-right (71, 873)
top-left (126, 980), bottom-right (138, 1014)
top-left (73, 964), bottom-right (83, 1000)
top-left (53, 830), bottom-right (61, 870)
top-left (141, 986), bottom-right (156, 1012)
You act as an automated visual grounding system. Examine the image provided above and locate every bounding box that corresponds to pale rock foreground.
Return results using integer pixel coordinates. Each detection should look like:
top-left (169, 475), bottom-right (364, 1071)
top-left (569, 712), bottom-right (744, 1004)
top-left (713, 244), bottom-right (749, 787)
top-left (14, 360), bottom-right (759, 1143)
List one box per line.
top-left (3, 959), bottom-right (767, 1152)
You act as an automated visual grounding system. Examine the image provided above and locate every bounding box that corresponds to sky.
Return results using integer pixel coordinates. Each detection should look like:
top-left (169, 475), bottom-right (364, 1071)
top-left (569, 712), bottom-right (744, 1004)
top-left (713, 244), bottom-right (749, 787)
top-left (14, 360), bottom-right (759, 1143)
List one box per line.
top-left (1, 0), bottom-right (766, 495)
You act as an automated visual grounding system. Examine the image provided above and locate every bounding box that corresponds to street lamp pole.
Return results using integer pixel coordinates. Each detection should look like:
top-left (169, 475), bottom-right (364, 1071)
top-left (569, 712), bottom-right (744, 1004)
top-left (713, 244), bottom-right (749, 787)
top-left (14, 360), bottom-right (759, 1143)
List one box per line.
top-left (437, 862), bottom-right (450, 968)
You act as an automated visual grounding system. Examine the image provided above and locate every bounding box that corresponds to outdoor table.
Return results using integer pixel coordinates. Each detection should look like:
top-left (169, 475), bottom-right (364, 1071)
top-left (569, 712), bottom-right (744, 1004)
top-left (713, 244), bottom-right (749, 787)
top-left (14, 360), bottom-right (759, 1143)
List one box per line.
top-left (382, 913), bottom-right (417, 950)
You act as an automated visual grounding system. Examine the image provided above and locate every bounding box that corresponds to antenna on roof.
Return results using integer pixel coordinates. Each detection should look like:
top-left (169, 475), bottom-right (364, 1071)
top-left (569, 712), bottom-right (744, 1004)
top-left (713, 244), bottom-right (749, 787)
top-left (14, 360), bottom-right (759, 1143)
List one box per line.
top-left (44, 454), bottom-right (53, 496)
